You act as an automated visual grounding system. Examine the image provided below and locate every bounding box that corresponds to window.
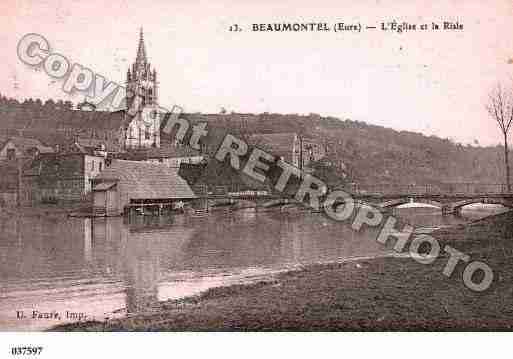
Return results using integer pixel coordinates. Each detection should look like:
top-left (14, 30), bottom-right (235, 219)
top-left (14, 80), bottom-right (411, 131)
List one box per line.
top-left (99, 162), bottom-right (103, 171)
top-left (91, 160), bottom-right (94, 171)
top-left (145, 125), bottom-right (151, 140)
top-left (148, 88), bottom-right (153, 104)
top-left (6, 149), bottom-right (15, 160)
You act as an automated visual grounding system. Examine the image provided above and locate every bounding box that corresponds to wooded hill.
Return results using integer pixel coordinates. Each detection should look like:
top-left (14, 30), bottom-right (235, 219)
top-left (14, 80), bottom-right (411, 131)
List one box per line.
top-left (171, 111), bottom-right (506, 186)
top-left (0, 95), bottom-right (506, 186)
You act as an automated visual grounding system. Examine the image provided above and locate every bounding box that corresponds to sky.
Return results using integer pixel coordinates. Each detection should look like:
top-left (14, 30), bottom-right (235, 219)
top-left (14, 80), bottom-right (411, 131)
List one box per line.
top-left (1, 0), bottom-right (513, 146)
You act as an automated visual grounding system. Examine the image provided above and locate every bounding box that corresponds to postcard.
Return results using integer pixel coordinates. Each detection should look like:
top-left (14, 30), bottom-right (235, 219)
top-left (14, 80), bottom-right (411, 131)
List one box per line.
top-left (1, 0), bottom-right (512, 357)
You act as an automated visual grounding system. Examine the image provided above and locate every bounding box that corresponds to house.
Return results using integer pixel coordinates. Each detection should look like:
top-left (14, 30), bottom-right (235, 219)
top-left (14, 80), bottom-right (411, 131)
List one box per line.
top-left (159, 110), bottom-right (326, 169)
top-left (248, 132), bottom-right (325, 170)
top-left (0, 136), bottom-right (54, 160)
top-left (92, 160), bottom-right (197, 216)
top-left (21, 138), bottom-right (108, 204)
top-left (144, 145), bottom-right (205, 168)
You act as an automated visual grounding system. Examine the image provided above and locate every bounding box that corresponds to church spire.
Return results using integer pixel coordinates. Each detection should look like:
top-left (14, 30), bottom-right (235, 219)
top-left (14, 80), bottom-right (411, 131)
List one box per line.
top-left (136, 27), bottom-right (147, 65)
top-left (125, 27), bottom-right (160, 150)
top-left (126, 27), bottom-right (159, 109)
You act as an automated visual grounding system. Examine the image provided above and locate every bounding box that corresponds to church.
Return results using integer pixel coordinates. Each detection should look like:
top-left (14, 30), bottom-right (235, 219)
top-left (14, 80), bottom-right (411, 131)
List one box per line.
top-left (69, 28), bottom-right (163, 151)
top-left (0, 29), bottom-right (163, 152)
top-left (123, 28), bottom-right (161, 149)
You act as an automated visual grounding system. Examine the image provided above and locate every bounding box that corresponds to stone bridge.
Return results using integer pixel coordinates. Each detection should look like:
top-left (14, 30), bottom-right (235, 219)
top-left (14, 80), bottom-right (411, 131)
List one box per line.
top-left (351, 183), bottom-right (513, 215)
top-left (192, 185), bottom-right (304, 212)
top-left (193, 183), bottom-right (513, 215)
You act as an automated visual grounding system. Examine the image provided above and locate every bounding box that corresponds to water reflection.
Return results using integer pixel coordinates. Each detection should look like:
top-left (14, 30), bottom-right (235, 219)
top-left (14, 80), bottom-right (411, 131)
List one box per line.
top-left (0, 205), bottom-right (506, 330)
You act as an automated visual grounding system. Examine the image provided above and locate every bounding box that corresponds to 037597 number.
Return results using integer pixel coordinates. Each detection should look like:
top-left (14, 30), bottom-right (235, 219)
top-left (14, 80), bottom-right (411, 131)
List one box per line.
top-left (11, 347), bottom-right (43, 356)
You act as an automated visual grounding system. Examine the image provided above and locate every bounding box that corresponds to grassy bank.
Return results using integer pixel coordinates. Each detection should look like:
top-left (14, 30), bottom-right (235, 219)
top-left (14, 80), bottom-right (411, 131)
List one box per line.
top-left (53, 211), bottom-right (513, 331)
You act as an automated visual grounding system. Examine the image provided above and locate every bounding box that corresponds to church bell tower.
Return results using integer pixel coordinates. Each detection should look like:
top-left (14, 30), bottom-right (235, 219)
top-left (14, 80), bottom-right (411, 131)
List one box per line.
top-left (125, 28), bottom-right (160, 149)
top-left (126, 28), bottom-right (159, 108)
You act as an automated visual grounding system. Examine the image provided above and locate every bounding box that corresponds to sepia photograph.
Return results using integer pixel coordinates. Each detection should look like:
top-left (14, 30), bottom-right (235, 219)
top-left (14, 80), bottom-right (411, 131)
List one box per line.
top-left (1, 0), bottom-right (513, 357)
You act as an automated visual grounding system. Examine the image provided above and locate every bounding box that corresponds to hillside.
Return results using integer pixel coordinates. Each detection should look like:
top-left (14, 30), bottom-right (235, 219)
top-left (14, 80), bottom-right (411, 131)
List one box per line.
top-left (0, 95), bottom-right (507, 186)
top-left (170, 112), bottom-right (506, 186)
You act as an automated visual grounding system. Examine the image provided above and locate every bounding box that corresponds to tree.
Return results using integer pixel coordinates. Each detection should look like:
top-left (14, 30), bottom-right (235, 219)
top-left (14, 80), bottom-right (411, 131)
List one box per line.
top-left (486, 82), bottom-right (513, 191)
top-left (63, 100), bottom-right (74, 110)
top-left (43, 99), bottom-right (55, 110)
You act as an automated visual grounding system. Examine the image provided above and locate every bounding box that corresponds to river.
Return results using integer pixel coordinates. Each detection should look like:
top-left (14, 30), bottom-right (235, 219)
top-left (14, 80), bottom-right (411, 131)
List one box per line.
top-left (0, 205), bottom-right (507, 330)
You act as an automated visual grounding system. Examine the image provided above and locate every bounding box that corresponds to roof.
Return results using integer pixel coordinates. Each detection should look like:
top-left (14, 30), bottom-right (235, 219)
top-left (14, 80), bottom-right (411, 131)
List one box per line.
top-left (120, 145), bottom-right (203, 160)
top-left (136, 28), bottom-right (147, 65)
top-left (45, 135), bottom-right (120, 154)
top-left (0, 136), bottom-right (54, 154)
top-left (70, 138), bottom-right (108, 155)
top-left (93, 181), bottom-right (117, 191)
top-left (146, 145), bottom-right (202, 158)
top-left (94, 160), bottom-right (197, 199)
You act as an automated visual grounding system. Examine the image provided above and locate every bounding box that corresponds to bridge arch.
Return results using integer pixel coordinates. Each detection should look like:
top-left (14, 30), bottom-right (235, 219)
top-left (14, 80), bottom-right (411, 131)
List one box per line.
top-left (208, 198), bottom-right (235, 208)
top-left (451, 198), bottom-right (513, 212)
top-left (261, 198), bottom-right (293, 208)
top-left (379, 198), bottom-right (443, 209)
top-left (231, 199), bottom-right (258, 210)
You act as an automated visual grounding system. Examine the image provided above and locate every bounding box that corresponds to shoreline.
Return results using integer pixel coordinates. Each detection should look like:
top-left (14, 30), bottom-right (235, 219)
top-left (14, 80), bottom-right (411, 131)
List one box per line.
top-left (51, 210), bottom-right (513, 331)
top-left (0, 203), bottom-right (90, 218)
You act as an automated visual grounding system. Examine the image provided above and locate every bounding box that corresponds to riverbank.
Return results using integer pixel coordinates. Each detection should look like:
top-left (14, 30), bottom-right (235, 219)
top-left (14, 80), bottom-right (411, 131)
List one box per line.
top-left (52, 210), bottom-right (513, 331)
top-left (0, 203), bottom-right (92, 218)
